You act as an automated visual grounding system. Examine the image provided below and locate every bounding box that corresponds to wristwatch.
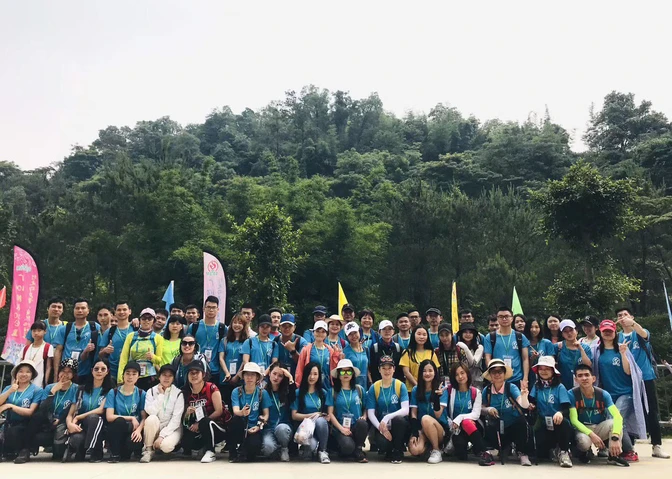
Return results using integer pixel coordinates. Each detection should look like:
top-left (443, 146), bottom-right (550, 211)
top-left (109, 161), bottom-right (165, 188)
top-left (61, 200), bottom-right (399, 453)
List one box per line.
top-left (610, 435), bottom-right (620, 442)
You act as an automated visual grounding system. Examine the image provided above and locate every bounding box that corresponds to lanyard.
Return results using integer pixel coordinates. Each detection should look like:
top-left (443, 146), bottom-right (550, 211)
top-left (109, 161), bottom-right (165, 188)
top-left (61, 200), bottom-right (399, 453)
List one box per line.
top-left (123, 387), bottom-right (137, 417)
top-left (54, 384), bottom-right (72, 412)
top-left (499, 333), bottom-right (512, 355)
top-left (315, 346), bottom-right (326, 367)
top-left (308, 392), bottom-right (321, 411)
top-left (162, 388), bottom-right (172, 415)
top-left (581, 392), bottom-right (596, 422)
top-left (229, 341), bottom-right (240, 359)
top-left (89, 387), bottom-right (101, 411)
top-left (380, 384), bottom-right (391, 411)
top-left (12, 386), bottom-right (30, 405)
top-left (259, 339), bottom-right (270, 359)
top-left (341, 389), bottom-right (353, 412)
top-left (271, 391), bottom-right (282, 418)
top-left (243, 388), bottom-right (258, 408)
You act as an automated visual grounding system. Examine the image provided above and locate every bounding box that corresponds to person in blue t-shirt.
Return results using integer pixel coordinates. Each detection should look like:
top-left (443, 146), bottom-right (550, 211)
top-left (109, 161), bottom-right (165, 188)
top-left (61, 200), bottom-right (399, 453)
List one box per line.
top-left (524, 318), bottom-right (556, 385)
top-left (529, 356), bottom-right (573, 467)
top-left (186, 296), bottom-right (226, 383)
top-left (262, 363), bottom-right (297, 461)
top-left (484, 307), bottom-right (530, 389)
top-left (343, 321), bottom-right (370, 390)
top-left (229, 362), bottom-right (271, 462)
top-left (105, 361), bottom-right (147, 463)
top-left (273, 313), bottom-right (308, 377)
top-left (481, 359), bottom-right (532, 466)
top-left (97, 300), bottom-right (135, 382)
top-left (241, 315), bottom-right (278, 376)
top-left (218, 313), bottom-right (248, 410)
top-left (53, 299), bottom-right (101, 381)
top-left (408, 359), bottom-right (447, 464)
top-left (291, 361), bottom-right (333, 464)
top-left (425, 308), bottom-right (442, 349)
top-left (329, 359), bottom-right (368, 463)
top-left (303, 305), bottom-right (328, 343)
top-left (366, 355), bottom-right (410, 464)
top-left (0, 360), bottom-right (43, 462)
top-left (24, 297), bottom-right (67, 348)
top-left (555, 319), bottom-right (593, 389)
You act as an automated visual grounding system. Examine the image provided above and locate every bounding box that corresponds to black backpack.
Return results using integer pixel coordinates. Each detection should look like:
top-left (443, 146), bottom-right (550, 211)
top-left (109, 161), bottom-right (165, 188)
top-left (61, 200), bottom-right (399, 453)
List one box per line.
top-left (489, 331), bottom-right (524, 362)
top-left (191, 321), bottom-right (227, 342)
top-left (64, 321), bottom-right (99, 357)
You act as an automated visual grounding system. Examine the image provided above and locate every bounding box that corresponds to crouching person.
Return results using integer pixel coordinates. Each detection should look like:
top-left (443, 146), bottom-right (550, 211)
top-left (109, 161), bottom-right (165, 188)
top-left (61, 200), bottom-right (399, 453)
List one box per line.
top-left (141, 365), bottom-right (184, 462)
top-left (261, 363), bottom-right (296, 461)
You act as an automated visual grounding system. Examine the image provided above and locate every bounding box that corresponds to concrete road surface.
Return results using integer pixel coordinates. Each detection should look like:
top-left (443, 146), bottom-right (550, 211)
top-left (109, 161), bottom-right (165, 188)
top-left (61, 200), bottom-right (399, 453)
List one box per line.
top-left (1, 439), bottom-right (671, 478)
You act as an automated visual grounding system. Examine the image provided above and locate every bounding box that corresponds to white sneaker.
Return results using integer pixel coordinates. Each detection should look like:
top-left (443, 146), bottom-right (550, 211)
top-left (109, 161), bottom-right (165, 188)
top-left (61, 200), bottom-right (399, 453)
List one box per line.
top-left (653, 445), bottom-right (670, 459)
top-left (559, 451), bottom-right (573, 468)
top-left (519, 454), bottom-right (532, 466)
top-left (318, 451), bottom-right (330, 464)
top-left (214, 441), bottom-right (226, 453)
top-left (428, 449), bottom-right (443, 464)
top-left (280, 447), bottom-right (290, 462)
top-left (200, 450), bottom-right (216, 463)
top-left (443, 440), bottom-right (455, 455)
top-left (140, 448), bottom-right (153, 463)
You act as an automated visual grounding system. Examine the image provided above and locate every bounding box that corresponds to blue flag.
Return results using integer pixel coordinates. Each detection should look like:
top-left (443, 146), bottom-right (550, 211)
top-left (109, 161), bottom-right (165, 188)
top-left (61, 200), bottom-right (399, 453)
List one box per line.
top-left (664, 281), bottom-right (672, 331)
top-left (162, 280), bottom-right (175, 312)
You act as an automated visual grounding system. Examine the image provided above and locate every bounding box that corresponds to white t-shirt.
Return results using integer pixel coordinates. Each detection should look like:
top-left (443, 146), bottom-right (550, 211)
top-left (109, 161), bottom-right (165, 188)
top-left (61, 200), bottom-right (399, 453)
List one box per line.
top-left (22, 342), bottom-right (54, 387)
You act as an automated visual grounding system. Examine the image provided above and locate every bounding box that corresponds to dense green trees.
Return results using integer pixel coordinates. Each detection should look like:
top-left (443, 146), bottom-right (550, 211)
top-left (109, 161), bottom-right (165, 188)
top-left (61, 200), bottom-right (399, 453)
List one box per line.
top-left (1, 87), bottom-right (671, 339)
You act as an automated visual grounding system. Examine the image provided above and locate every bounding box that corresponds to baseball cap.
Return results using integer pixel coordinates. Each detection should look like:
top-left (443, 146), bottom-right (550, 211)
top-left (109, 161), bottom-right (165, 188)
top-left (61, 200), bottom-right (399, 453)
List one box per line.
top-left (313, 320), bottom-right (328, 332)
top-left (344, 321), bottom-right (360, 337)
top-left (139, 307), bottom-right (156, 318)
top-left (341, 303), bottom-right (355, 312)
top-left (257, 314), bottom-right (272, 326)
top-left (379, 355), bottom-right (395, 368)
top-left (378, 320), bottom-right (394, 331)
top-left (158, 364), bottom-right (176, 376)
top-left (599, 319), bottom-right (617, 332)
top-left (187, 360), bottom-right (206, 373)
top-left (438, 323), bottom-right (452, 334)
top-left (559, 319), bottom-right (576, 331)
top-left (280, 313), bottom-right (296, 325)
top-left (426, 307), bottom-right (441, 315)
top-left (124, 361), bottom-right (142, 374)
top-left (312, 305), bottom-right (328, 315)
top-left (581, 315), bottom-right (599, 327)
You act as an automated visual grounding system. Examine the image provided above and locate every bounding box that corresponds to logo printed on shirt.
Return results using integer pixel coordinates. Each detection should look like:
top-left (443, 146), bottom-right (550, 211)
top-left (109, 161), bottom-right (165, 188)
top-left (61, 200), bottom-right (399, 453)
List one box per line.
top-left (548, 394), bottom-right (555, 404)
top-left (512, 342), bottom-right (518, 350)
top-left (612, 357), bottom-right (621, 366)
top-left (504, 398), bottom-right (512, 408)
top-left (632, 342), bottom-right (640, 350)
top-left (21, 398), bottom-right (30, 407)
top-left (391, 394), bottom-right (399, 405)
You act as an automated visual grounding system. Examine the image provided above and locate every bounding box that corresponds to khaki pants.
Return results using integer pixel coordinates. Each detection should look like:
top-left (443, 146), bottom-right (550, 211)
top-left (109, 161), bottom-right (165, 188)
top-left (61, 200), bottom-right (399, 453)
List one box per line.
top-left (575, 420), bottom-right (613, 452)
top-left (142, 415), bottom-right (182, 453)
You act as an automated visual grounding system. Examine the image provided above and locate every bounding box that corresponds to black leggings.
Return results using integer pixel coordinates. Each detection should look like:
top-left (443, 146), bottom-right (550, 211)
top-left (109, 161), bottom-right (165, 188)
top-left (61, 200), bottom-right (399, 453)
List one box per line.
top-left (67, 414), bottom-right (106, 456)
top-left (484, 416), bottom-right (529, 454)
top-left (182, 417), bottom-right (227, 453)
top-left (332, 418), bottom-right (368, 457)
top-left (228, 416), bottom-right (263, 459)
top-left (371, 416), bottom-right (409, 454)
top-left (535, 419), bottom-right (572, 455)
top-left (644, 379), bottom-right (662, 446)
top-left (1, 423), bottom-right (27, 456)
top-left (452, 420), bottom-right (487, 455)
top-left (107, 417), bottom-right (143, 459)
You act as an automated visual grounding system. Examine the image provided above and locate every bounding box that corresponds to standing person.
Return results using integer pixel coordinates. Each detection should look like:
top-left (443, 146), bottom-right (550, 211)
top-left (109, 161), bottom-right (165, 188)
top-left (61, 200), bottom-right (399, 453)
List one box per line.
top-left (241, 314), bottom-right (278, 376)
top-left (181, 360), bottom-right (227, 463)
top-left (329, 359), bottom-right (368, 462)
top-left (408, 360), bottom-right (447, 464)
top-left (615, 307), bottom-right (669, 458)
top-left (545, 314), bottom-right (562, 344)
top-left (480, 359), bottom-right (532, 466)
top-left (154, 308), bottom-right (168, 334)
top-left (291, 362), bottom-right (332, 464)
top-left (262, 363), bottom-right (296, 461)
top-left (295, 320), bottom-right (339, 391)
top-left (597, 319), bottom-right (646, 462)
top-left (53, 298), bottom-right (100, 382)
top-left (140, 365), bottom-right (184, 462)
top-left (528, 356), bottom-right (573, 467)
top-left (218, 313), bottom-right (248, 409)
top-left (325, 314), bottom-right (347, 350)
top-left (484, 307), bottom-right (530, 390)
top-left (579, 316), bottom-right (601, 349)
top-left (408, 309), bottom-right (422, 329)
top-left (170, 335), bottom-right (209, 389)
top-left (98, 300), bottom-right (134, 382)
top-left (556, 320), bottom-right (592, 390)
top-left (303, 306), bottom-right (328, 343)
top-left (370, 319), bottom-right (404, 383)
top-left (169, 303), bottom-right (185, 322)
top-left (338, 304), bottom-right (357, 341)
top-left (343, 321), bottom-right (370, 390)
top-left (0, 361), bottom-right (43, 463)
top-left (366, 355), bottom-right (410, 464)
top-left (274, 313), bottom-right (308, 376)
top-left (487, 315), bottom-right (500, 333)
top-left (187, 296), bottom-right (226, 384)
top-left (425, 308), bottom-right (442, 349)
top-left (21, 321), bottom-right (54, 388)
top-left (118, 308), bottom-right (165, 390)
top-left (525, 317), bottom-right (555, 387)
top-left (393, 313), bottom-right (412, 350)
top-left (229, 362), bottom-right (271, 462)
top-left (240, 303), bottom-right (258, 338)
top-left (445, 364), bottom-right (492, 466)
top-left (268, 307), bottom-right (283, 338)
top-left (568, 364), bottom-right (629, 466)
top-left (161, 315), bottom-right (185, 365)
top-left (105, 361), bottom-right (147, 463)
top-left (96, 304), bottom-right (114, 335)
top-left (436, 324), bottom-right (459, 383)
top-left (184, 304), bottom-right (200, 327)
top-left (65, 359), bottom-right (113, 463)
top-left (513, 314), bottom-right (527, 334)
top-left (455, 323), bottom-right (484, 388)
top-left (400, 326), bottom-right (440, 390)
top-left (459, 309), bottom-right (487, 343)
top-left (358, 309), bottom-right (379, 350)
top-left (24, 297), bottom-right (66, 349)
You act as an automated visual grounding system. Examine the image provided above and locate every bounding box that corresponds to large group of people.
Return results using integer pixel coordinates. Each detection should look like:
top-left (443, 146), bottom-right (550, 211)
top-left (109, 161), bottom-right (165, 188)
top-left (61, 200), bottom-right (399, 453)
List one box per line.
top-left (0, 296), bottom-right (669, 468)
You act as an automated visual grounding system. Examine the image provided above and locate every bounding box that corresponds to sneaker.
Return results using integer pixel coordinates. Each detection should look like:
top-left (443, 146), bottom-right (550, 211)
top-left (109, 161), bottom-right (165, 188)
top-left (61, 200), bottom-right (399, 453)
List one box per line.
top-left (653, 445), bottom-right (670, 459)
top-left (479, 451), bottom-right (495, 466)
top-left (355, 449), bottom-right (368, 463)
top-left (519, 453), bottom-right (532, 466)
top-left (621, 450), bottom-right (639, 462)
top-left (391, 450), bottom-right (403, 464)
top-left (607, 455), bottom-right (629, 467)
top-left (200, 451), bottom-right (216, 463)
top-left (280, 447), bottom-right (290, 462)
top-left (428, 449), bottom-right (443, 464)
top-left (140, 448), bottom-right (154, 463)
top-left (578, 449), bottom-right (594, 464)
top-left (108, 455), bottom-right (121, 464)
top-left (215, 441), bottom-right (226, 453)
top-left (89, 452), bottom-right (103, 463)
top-left (550, 447), bottom-right (559, 463)
top-left (13, 450), bottom-right (30, 464)
top-left (597, 448), bottom-right (609, 458)
top-left (559, 451), bottom-right (572, 468)
top-left (318, 451), bottom-right (330, 464)
top-left (443, 440), bottom-right (455, 455)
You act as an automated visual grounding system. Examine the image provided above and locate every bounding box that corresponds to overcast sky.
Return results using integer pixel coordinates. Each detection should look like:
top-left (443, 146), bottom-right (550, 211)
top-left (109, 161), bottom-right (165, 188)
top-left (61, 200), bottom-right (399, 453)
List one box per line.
top-left (1, 1), bottom-right (670, 170)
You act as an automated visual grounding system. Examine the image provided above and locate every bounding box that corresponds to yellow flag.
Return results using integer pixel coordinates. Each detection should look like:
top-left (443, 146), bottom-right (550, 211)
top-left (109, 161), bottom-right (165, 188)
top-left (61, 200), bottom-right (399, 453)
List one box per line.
top-left (338, 282), bottom-right (349, 320)
top-left (451, 281), bottom-right (459, 332)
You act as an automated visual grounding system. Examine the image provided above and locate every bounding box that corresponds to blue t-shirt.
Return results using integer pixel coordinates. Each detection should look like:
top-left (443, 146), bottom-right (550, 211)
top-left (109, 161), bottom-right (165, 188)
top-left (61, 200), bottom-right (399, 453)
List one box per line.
top-left (25, 319), bottom-right (63, 345)
top-left (619, 331), bottom-right (656, 381)
top-left (187, 321), bottom-right (226, 373)
top-left (291, 389), bottom-right (332, 414)
top-left (99, 325), bottom-right (133, 378)
top-left (482, 383), bottom-right (522, 427)
top-left (55, 322), bottom-right (102, 376)
top-left (445, 388), bottom-right (476, 419)
top-left (241, 337), bottom-right (278, 372)
top-left (483, 332), bottom-right (530, 382)
top-left (556, 342), bottom-right (593, 389)
top-left (343, 345), bottom-right (369, 390)
top-left (529, 338), bottom-right (556, 359)
top-left (567, 387), bottom-right (615, 425)
top-left (428, 332), bottom-right (440, 349)
top-left (231, 387), bottom-right (272, 428)
top-left (332, 387), bottom-right (364, 424)
top-left (220, 338), bottom-right (244, 379)
top-left (303, 329), bottom-right (315, 343)
top-left (105, 386), bottom-right (146, 420)
top-left (598, 348), bottom-right (633, 400)
top-left (530, 383), bottom-right (570, 418)
top-left (43, 383), bottom-right (78, 417)
top-left (79, 386), bottom-right (107, 414)
top-left (1, 384), bottom-right (42, 423)
top-left (396, 335), bottom-right (411, 350)
top-left (410, 386), bottom-right (447, 424)
top-left (275, 335), bottom-right (308, 374)
top-left (365, 380), bottom-right (409, 421)
top-left (267, 389), bottom-right (292, 428)
top-left (309, 345), bottom-right (333, 390)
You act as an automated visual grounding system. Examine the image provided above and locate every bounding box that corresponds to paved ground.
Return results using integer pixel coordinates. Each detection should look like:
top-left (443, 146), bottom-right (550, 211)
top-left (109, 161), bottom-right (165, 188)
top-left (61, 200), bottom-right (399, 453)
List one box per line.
top-left (1, 440), bottom-right (671, 478)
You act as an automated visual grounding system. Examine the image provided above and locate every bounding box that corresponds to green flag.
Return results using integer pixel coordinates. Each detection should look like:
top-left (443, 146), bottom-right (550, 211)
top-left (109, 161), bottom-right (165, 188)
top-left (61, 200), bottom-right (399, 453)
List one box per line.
top-left (512, 286), bottom-right (524, 315)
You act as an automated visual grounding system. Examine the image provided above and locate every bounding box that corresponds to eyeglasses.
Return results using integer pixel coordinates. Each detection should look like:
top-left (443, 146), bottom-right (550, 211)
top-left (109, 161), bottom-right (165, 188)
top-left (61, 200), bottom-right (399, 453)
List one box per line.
top-left (204, 306), bottom-right (218, 310)
top-left (496, 315), bottom-right (512, 320)
top-left (182, 341), bottom-right (196, 347)
top-left (490, 369), bottom-right (505, 375)
top-left (93, 367), bottom-right (108, 372)
top-left (339, 370), bottom-right (354, 376)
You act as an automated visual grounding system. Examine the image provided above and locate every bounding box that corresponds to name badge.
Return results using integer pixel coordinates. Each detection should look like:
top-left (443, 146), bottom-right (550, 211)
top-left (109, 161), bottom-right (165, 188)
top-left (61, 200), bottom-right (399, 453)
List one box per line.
top-left (545, 416), bottom-right (554, 431)
top-left (140, 362), bottom-right (147, 376)
top-left (195, 405), bottom-right (205, 421)
top-left (503, 358), bottom-right (512, 368)
top-left (342, 413), bottom-right (354, 429)
top-left (71, 351), bottom-right (80, 360)
top-left (229, 361), bottom-right (237, 375)
top-left (204, 349), bottom-right (212, 362)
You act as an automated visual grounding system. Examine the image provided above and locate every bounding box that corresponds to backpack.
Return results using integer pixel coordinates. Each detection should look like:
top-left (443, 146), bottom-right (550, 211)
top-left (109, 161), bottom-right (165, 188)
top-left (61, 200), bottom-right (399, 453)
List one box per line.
top-left (570, 386), bottom-right (606, 417)
top-left (373, 379), bottom-right (402, 402)
top-left (64, 321), bottom-right (99, 357)
top-left (130, 331), bottom-right (157, 351)
top-left (373, 342), bottom-right (401, 354)
top-left (22, 343), bottom-right (50, 382)
top-left (444, 384), bottom-right (478, 417)
top-left (482, 382), bottom-right (526, 416)
top-left (489, 331), bottom-right (524, 362)
top-left (191, 321), bottom-right (227, 343)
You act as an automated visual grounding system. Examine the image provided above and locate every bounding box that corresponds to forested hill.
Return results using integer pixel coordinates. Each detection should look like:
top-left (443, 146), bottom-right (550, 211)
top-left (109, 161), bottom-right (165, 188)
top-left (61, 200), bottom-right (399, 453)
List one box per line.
top-left (1, 86), bottom-right (672, 332)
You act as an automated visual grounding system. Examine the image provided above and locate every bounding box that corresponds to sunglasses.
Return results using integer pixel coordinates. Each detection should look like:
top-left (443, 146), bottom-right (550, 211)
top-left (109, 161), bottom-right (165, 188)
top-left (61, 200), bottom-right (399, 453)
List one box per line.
top-left (93, 367), bottom-right (108, 372)
top-left (339, 370), bottom-right (354, 376)
top-left (182, 341), bottom-right (196, 347)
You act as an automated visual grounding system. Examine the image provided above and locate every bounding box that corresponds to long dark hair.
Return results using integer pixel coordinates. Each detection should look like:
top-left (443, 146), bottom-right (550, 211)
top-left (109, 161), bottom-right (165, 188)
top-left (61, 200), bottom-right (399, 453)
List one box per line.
top-left (524, 317), bottom-right (545, 342)
top-left (455, 327), bottom-right (479, 350)
top-left (298, 361), bottom-right (325, 412)
top-left (265, 362), bottom-right (291, 406)
top-left (333, 366), bottom-right (356, 393)
top-left (407, 325), bottom-right (431, 363)
top-left (599, 332), bottom-right (617, 355)
top-left (225, 313), bottom-right (249, 343)
top-left (163, 316), bottom-right (185, 340)
top-left (449, 362), bottom-right (472, 390)
top-left (416, 359), bottom-right (441, 404)
top-left (437, 329), bottom-right (455, 352)
top-left (81, 359), bottom-right (113, 395)
top-left (544, 314), bottom-right (562, 340)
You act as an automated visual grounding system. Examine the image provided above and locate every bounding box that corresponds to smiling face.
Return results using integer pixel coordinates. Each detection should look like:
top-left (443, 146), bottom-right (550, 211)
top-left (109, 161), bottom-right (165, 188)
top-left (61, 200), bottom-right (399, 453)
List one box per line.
top-left (397, 316), bottom-right (411, 332)
top-left (181, 336), bottom-right (196, 355)
top-left (489, 367), bottom-right (506, 385)
top-left (414, 328), bottom-right (428, 346)
top-left (159, 370), bottom-right (175, 388)
top-left (258, 323), bottom-right (272, 338)
top-left (347, 330), bottom-right (360, 344)
top-left (537, 365), bottom-right (554, 380)
top-left (339, 367), bottom-right (354, 384)
top-left (379, 363), bottom-right (394, 379)
top-left (422, 363), bottom-right (435, 383)
top-left (280, 322), bottom-right (295, 336)
top-left (360, 314), bottom-right (374, 329)
top-left (155, 313), bottom-right (167, 330)
top-left (461, 330), bottom-right (474, 342)
top-left (307, 366), bottom-right (320, 386)
top-left (139, 314), bottom-right (155, 330)
top-left (115, 303), bottom-right (131, 322)
top-left (454, 365), bottom-right (469, 386)
top-left (231, 318), bottom-right (244, 333)
top-left (328, 320), bottom-right (342, 335)
top-left (188, 369), bottom-right (204, 384)
top-left (58, 367), bottom-right (74, 383)
top-left (92, 361), bottom-right (108, 380)
top-left (313, 328), bottom-right (327, 341)
top-left (15, 366), bottom-right (33, 385)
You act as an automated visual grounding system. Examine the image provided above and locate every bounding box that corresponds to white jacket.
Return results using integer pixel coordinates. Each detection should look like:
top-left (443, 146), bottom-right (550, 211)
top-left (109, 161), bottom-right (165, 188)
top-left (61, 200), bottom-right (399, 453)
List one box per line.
top-left (144, 384), bottom-right (184, 438)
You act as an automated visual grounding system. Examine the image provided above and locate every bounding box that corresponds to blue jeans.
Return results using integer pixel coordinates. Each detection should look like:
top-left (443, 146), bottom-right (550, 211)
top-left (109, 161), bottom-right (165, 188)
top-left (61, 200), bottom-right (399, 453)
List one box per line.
top-left (614, 394), bottom-right (634, 452)
top-left (262, 424), bottom-right (292, 457)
